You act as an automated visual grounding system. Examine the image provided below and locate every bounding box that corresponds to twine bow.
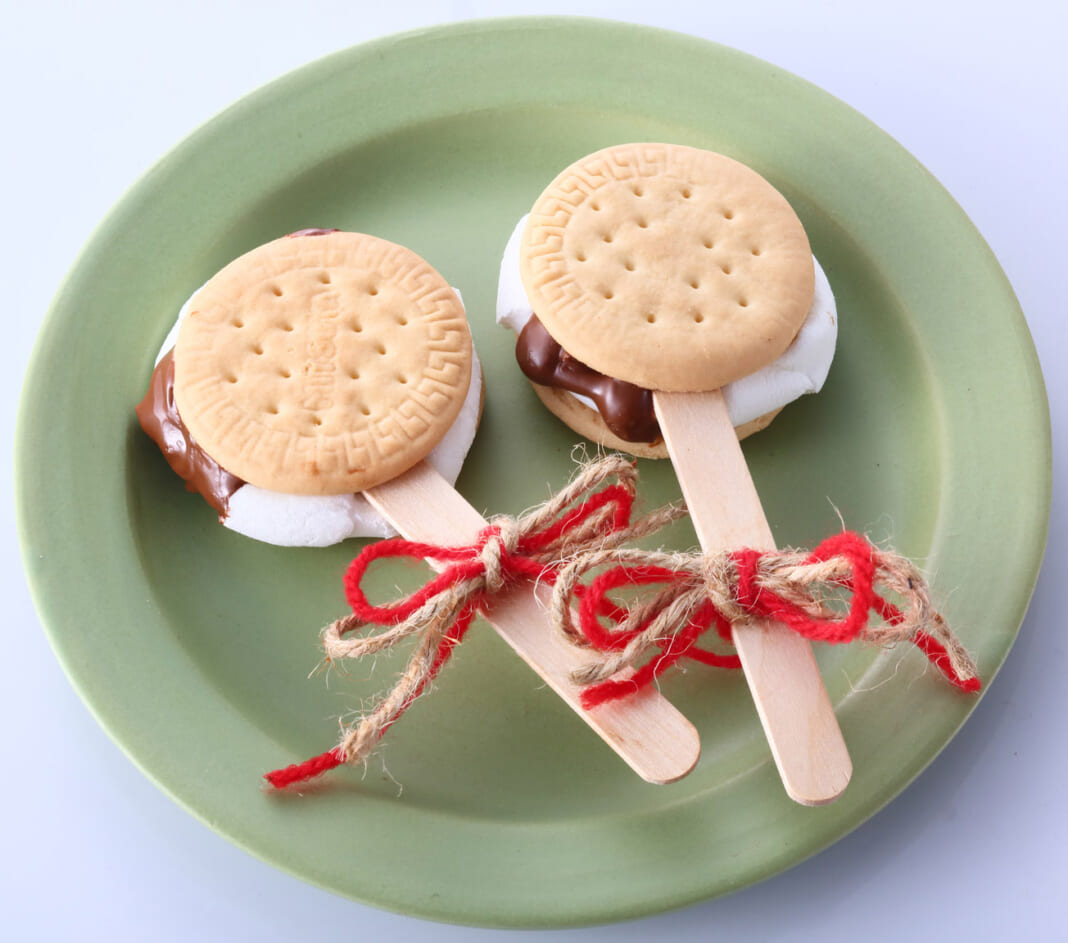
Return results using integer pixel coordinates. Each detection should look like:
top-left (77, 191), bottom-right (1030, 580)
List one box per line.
top-left (551, 531), bottom-right (981, 709)
top-left (266, 455), bottom-right (654, 788)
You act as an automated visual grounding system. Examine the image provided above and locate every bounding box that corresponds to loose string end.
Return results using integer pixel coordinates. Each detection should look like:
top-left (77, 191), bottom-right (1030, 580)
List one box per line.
top-left (913, 631), bottom-right (982, 692)
top-left (265, 747), bottom-right (344, 790)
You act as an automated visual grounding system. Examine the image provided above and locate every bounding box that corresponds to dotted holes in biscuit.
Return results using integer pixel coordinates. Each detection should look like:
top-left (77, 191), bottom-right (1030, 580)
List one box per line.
top-left (603, 289), bottom-right (614, 300)
top-left (646, 313), bottom-right (656, 324)
top-left (375, 342), bottom-right (387, 356)
top-left (266, 404), bottom-right (280, 415)
top-left (311, 416), bottom-right (323, 428)
top-left (632, 184), bottom-right (644, 197)
top-left (350, 320), bottom-right (363, 333)
top-left (681, 187), bottom-right (692, 199)
top-left (319, 272), bottom-right (331, 285)
top-left (637, 219), bottom-right (649, 229)
top-left (751, 247), bottom-right (762, 256)
top-left (575, 250), bottom-right (586, 262)
top-left (693, 312), bottom-right (705, 323)
top-left (279, 368), bottom-right (292, 379)
top-left (602, 233), bottom-right (614, 244)
top-left (738, 297), bottom-right (750, 308)
top-left (359, 404), bottom-right (372, 417)
top-left (347, 367), bottom-right (360, 380)
top-left (702, 238), bottom-right (714, 250)
top-left (723, 209), bottom-right (735, 220)
top-left (689, 277), bottom-right (700, 290)
top-left (623, 259), bottom-right (636, 272)
top-left (271, 285), bottom-right (283, 297)
top-left (721, 264), bottom-right (732, 276)
top-left (368, 285), bottom-right (379, 296)
top-left (251, 343), bottom-right (264, 356)
top-left (231, 317), bottom-right (244, 329)
top-left (225, 373), bottom-right (238, 384)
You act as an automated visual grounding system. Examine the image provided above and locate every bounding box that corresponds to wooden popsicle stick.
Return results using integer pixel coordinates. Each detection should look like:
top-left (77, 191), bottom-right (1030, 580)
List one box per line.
top-left (363, 460), bottom-right (701, 785)
top-left (653, 389), bottom-right (852, 805)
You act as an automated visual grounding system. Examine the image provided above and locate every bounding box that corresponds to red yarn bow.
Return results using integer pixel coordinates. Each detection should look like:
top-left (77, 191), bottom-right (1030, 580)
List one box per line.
top-left (343, 493), bottom-right (633, 622)
top-left (557, 531), bottom-right (982, 709)
top-left (266, 457), bottom-right (641, 789)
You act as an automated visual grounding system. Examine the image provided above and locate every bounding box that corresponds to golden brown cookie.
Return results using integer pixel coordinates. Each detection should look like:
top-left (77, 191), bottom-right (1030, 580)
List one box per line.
top-left (520, 143), bottom-right (814, 392)
top-left (173, 231), bottom-right (472, 495)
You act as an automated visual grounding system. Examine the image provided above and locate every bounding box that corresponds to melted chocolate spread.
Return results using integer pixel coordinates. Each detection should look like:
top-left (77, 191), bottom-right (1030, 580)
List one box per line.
top-left (135, 229), bottom-right (343, 515)
top-left (516, 316), bottom-right (660, 443)
top-left (135, 350), bottom-right (243, 517)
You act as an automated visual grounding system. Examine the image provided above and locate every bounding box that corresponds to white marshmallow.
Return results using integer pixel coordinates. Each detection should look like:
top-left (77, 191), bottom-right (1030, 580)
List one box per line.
top-left (156, 288), bottom-right (482, 546)
top-left (496, 215), bottom-right (837, 427)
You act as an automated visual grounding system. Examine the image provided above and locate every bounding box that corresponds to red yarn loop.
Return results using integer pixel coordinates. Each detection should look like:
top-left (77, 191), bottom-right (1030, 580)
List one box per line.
top-left (340, 521), bottom-right (568, 628)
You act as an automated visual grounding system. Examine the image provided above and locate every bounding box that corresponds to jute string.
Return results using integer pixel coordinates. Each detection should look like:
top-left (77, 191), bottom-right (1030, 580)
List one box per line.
top-left (550, 532), bottom-right (980, 709)
top-left (266, 455), bottom-right (651, 787)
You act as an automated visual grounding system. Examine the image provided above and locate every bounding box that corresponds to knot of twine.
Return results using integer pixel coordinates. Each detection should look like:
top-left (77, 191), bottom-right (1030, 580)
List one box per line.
top-left (265, 455), bottom-right (661, 789)
top-left (478, 518), bottom-right (521, 594)
top-left (551, 531), bottom-right (982, 709)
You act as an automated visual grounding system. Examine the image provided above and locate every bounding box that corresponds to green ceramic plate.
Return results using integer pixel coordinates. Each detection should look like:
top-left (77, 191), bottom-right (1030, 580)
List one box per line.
top-left (16, 18), bottom-right (1050, 928)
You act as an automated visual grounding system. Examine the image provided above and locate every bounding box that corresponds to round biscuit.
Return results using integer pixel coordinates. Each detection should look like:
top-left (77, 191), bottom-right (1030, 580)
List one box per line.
top-left (529, 381), bottom-right (781, 459)
top-left (174, 232), bottom-right (472, 495)
top-left (520, 143), bottom-right (815, 392)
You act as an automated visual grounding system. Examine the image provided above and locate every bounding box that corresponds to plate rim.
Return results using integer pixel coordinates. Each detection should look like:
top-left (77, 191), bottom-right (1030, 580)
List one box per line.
top-left (16, 15), bottom-right (1052, 928)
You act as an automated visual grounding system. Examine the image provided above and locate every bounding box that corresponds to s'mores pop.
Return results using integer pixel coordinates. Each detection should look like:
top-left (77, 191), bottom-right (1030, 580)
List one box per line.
top-left (137, 229), bottom-right (483, 546)
top-left (500, 144), bottom-right (852, 804)
top-left (136, 229), bottom-right (699, 783)
top-left (497, 157), bottom-right (837, 457)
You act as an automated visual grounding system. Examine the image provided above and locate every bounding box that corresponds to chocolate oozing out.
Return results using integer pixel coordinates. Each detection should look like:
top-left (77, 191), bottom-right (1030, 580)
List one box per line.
top-left (135, 350), bottom-right (244, 517)
top-left (516, 316), bottom-right (660, 443)
top-left (135, 229), bottom-right (337, 516)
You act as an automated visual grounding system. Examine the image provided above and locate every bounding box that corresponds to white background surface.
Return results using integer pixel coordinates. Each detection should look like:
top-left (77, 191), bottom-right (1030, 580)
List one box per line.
top-left (4, 1), bottom-right (1064, 939)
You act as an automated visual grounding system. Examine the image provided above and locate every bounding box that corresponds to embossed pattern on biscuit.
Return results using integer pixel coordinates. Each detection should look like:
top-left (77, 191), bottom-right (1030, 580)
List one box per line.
top-left (520, 143), bottom-right (815, 392)
top-left (174, 232), bottom-right (472, 495)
